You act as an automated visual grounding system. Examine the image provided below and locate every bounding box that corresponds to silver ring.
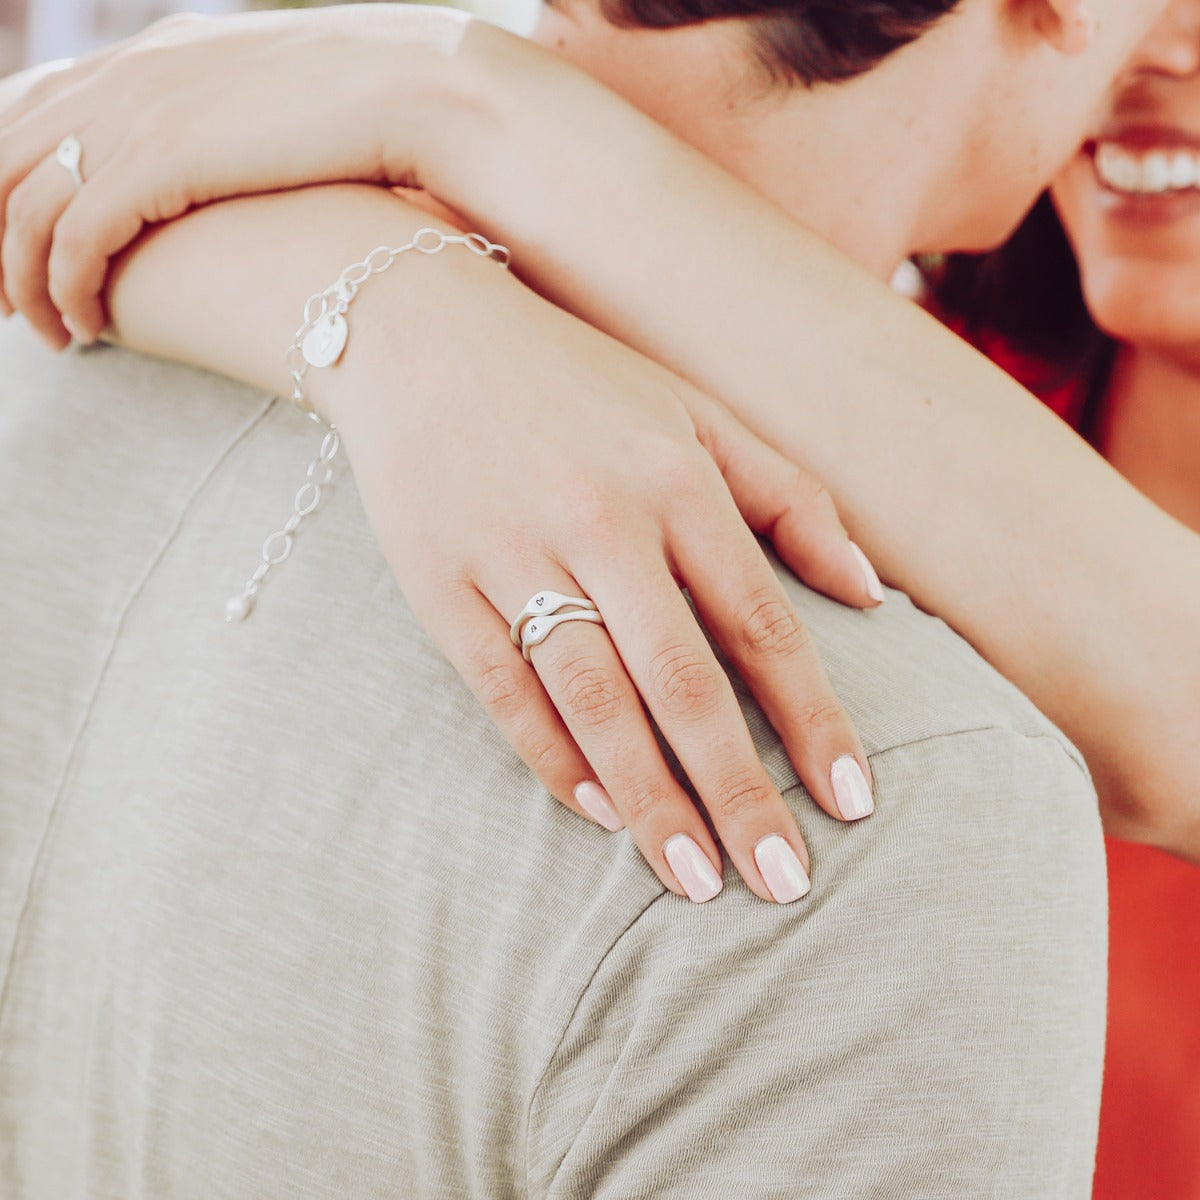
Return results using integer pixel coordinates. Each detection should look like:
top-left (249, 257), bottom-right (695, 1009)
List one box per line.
top-left (520, 609), bottom-right (606, 662)
top-left (509, 589), bottom-right (599, 647)
top-left (55, 135), bottom-right (84, 192)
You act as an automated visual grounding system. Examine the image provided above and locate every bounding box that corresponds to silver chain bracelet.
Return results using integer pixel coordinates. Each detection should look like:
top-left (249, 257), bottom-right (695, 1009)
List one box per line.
top-left (224, 227), bottom-right (511, 623)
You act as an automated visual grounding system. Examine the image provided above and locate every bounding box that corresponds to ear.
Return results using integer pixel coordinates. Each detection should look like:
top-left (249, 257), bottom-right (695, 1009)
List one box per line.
top-left (1031, 0), bottom-right (1097, 56)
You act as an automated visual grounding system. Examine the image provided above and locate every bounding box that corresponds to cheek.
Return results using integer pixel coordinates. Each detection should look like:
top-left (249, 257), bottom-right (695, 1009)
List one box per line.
top-left (1051, 165), bottom-right (1200, 345)
top-left (1049, 162), bottom-right (1096, 261)
top-left (1078, 251), bottom-right (1200, 347)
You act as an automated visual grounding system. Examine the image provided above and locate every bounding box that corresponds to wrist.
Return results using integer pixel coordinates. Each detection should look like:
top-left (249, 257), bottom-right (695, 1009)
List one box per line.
top-left (305, 222), bottom-right (519, 438)
top-left (367, 8), bottom-right (484, 193)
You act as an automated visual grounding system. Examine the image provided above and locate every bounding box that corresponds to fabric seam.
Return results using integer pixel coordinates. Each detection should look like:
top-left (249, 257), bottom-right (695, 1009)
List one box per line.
top-left (0, 393), bottom-right (278, 1030)
top-left (527, 724), bottom-right (1094, 1196)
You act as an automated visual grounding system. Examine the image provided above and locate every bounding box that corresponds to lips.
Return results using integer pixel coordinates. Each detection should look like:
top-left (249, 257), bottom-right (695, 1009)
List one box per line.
top-left (1087, 121), bottom-right (1200, 198)
top-left (1093, 142), bottom-right (1200, 195)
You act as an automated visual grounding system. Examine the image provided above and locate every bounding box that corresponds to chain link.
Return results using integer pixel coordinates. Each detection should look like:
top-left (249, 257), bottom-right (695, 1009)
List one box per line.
top-left (225, 228), bottom-right (510, 622)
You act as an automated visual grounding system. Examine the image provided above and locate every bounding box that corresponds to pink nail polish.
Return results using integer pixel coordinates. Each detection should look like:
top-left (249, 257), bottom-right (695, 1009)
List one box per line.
top-left (831, 755), bottom-right (874, 821)
top-left (754, 835), bottom-right (811, 903)
top-left (663, 834), bottom-right (723, 903)
top-left (849, 541), bottom-right (885, 604)
top-left (574, 781), bottom-right (624, 832)
top-left (62, 317), bottom-right (90, 345)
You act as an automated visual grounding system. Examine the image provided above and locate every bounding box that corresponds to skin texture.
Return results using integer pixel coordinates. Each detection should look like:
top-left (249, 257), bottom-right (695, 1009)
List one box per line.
top-left (2, 0), bottom-right (1200, 874)
top-left (1053, 2), bottom-right (1200, 524)
top-left (1043, 20), bottom-right (1200, 1194)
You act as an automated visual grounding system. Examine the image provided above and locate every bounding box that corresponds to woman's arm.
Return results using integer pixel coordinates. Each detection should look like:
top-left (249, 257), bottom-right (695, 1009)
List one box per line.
top-left (2, 12), bottom-right (1197, 853)
top-left (429, 26), bottom-right (1200, 853)
top-left (94, 180), bottom-right (889, 906)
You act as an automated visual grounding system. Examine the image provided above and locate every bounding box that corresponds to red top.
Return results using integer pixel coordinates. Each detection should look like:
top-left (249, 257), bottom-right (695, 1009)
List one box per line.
top-left (973, 328), bottom-right (1200, 1200)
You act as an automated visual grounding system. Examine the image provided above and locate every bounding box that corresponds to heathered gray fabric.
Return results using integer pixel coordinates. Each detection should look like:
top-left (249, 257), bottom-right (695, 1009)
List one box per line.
top-left (0, 321), bottom-right (1106, 1198)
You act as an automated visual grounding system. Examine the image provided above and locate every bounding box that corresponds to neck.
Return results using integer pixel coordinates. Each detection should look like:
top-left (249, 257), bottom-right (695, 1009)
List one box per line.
top-left (1102, 347), bottom-right (1200, 533)
top-left (533, 1), bottom-right (999, 281)
top-left (709, 65), bottom-right (947, 280)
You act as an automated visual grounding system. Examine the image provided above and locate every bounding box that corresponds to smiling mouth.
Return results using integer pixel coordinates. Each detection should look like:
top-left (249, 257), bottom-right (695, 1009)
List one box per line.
top-left (1092, 141), bottom-right (1200, 196)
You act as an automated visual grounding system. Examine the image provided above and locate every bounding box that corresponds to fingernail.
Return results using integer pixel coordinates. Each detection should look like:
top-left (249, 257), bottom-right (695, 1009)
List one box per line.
top-left (754, 834), bottom-right (811, 903)
top-left (663, 833), bottom-right (723, 903)
top-left (831, 755), bottom-right (874, 821)
top-left (63, 317), bottom-right (91, 345)
top-left (574, 781), bottom-right (624, 832)
top-left (849, 541), bottom-right (885, 605)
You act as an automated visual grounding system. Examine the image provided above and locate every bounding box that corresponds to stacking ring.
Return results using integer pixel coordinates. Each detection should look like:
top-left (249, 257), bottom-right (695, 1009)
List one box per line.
top-left (519, 609), bottom-right (605, 662)
top-left (509, 589), bottom-right (599, 645)
top-left (55, 135), bottom-right (85, 192)
top-left (510, 589), bottom-right (605, 662)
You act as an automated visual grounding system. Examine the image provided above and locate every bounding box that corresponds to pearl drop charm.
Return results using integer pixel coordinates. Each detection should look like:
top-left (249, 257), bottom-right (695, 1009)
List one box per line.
top-left (224, 594), bottom-right (253, 623)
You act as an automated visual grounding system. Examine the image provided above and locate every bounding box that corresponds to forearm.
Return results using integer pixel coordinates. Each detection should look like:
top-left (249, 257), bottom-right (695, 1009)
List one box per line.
top-left (416, 24), bottom-right (1200, 848)
top-left (104, 183), bottom-right (506, 430)
top-left (62, 14), bottom-right (1200, 848)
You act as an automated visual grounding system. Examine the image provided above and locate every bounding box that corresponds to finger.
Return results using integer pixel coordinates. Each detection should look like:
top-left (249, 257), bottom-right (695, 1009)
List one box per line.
top-left (2, 153), bottom-right (75, 347)
top-left (580, 561), bottom-right (815, 905)
top-left (1, 118), bottom-right (174, 339)
top-left (686, 387), bottom-right (885, 608)
top-left (669, 485), bottom-right (876, 827)
top-left (422, 582), bottom-right (624, 833)
top-left (498, 572), bottom-right (734, 904)
top-left (0, 79), bottom-right (107, 309)
top-left (46, 150), bottom-right (158, 340)
top-left (48, 108), bottom-right (275, 342)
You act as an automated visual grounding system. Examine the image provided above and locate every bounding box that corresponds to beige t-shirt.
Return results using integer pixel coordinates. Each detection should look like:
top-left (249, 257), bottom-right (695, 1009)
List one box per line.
top-left (0, 325), bottom-right (1105, 1198)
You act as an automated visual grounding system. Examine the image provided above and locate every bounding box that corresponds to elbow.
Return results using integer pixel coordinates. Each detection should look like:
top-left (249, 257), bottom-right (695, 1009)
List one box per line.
top-left (1096, 752), bottom-right (1200, 866)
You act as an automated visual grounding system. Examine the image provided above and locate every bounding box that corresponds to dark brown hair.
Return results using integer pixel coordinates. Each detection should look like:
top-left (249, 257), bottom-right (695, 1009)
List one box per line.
top-left (931, 194), bottom-right (1116, 441)
top-left (597, 0), bottom-right (965, 86)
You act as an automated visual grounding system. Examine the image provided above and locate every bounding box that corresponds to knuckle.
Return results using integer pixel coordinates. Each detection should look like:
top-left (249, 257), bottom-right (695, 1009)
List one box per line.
top-left (5, 181), bottom-right (39, 236)
top-left (653, 439), bottom-right (709, 504)
top-left (619, 778), bottom-right (672, 825)
top-left (48, 215), bottom-right (87, 275)
top-left (710, 770), bottom-right (775, 822)
top-left (557, 658), bottom-right (623, 732)
top-left (735, 590), bottom-right (810, 660)
top-left (520, 732), bottom-right (564, 781)
top-left (648, 642), bottom-right (723, 720)
top-left (790, 697), bottom-right (849, 739)
top-left (798, 475), bottom-right (843, 528)
top-left (800, 475), bottom-right (833, 510)
top-left (473, 658), bottom-right (529, 723)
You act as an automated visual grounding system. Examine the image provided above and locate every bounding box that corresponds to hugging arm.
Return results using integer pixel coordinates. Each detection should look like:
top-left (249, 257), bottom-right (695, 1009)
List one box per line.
top-left (2, 9), bottom-right (1198, 855)
top-left (56, 179), bottom-right (888, 905)
top-left (432, 26), bottom-right (1200, 853)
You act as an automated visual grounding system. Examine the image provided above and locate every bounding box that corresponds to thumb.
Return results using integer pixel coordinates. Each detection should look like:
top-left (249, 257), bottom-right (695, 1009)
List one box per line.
top-left (686, 389), bottom-right (885, 610)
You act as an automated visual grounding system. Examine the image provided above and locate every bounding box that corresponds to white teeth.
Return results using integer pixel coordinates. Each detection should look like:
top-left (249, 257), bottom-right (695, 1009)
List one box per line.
top-left (1169, 151), bottom-right (1197, 189)
top-left (1096, 144), bottom-right (1144, 192)
top-left (1142, 151), bottom-right (1171, 193)
top-left (1094, 142), bottom-right (1200, 195)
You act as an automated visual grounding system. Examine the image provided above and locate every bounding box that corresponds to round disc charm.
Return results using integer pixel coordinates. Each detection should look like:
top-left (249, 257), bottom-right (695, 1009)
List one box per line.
top-left (301, 313), bottom-right (349, 369)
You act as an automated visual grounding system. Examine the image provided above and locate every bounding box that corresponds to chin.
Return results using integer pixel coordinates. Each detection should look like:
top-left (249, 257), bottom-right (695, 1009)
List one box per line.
top-left (1082, 264), bottom-right (1200, 352)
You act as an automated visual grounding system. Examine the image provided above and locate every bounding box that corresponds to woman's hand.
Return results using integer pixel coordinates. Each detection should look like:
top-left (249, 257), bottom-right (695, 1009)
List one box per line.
top-left (0, 7), bottom-right (889, 903)
top-left (304, 230), bottom-right (878, 905)
top-left (94, 184), bottom-right (880, 905)
top-left (0, 4), bottom-right (471, 342)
